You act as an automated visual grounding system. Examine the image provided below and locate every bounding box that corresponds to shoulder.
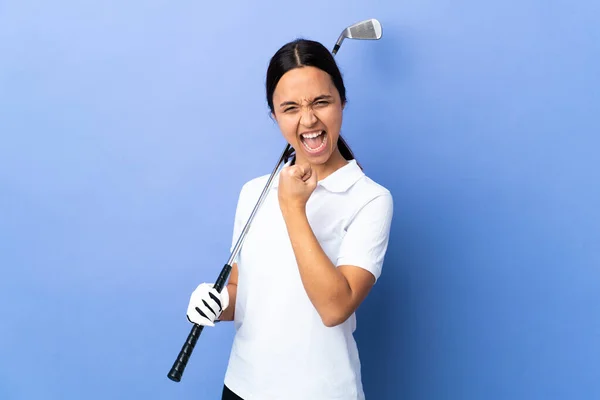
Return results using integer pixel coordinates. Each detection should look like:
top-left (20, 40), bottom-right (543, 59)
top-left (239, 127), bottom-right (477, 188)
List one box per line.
top-left (356, 173), bottom-right (391, 197)
top-left (349, 172), bottom-right (393, 209)
top-left (332, 170), bottom-right (394, 230)
top-left (238, 173), bottom-right (271, 197)
top-left (234, 173), bottom-right (274, 209)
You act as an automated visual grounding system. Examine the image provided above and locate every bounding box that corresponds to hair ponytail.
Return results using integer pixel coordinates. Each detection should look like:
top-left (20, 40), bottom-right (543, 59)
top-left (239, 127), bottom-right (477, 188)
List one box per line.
top-left (338, 135), bottom-right (354, 161)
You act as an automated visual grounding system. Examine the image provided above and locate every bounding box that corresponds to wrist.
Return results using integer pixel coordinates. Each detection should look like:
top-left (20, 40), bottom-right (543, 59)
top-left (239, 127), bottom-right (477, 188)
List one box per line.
top-left (280, 204), bottom-right (306, 219)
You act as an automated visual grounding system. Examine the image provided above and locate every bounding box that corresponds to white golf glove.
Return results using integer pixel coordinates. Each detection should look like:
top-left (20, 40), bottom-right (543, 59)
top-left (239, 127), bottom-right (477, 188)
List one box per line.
top-left (186, 283), bottom-right (229, 327)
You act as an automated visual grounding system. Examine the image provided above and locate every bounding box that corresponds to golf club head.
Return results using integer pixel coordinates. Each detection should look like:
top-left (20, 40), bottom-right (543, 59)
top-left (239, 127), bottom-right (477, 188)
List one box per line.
top-left (332, 19), bottom-right (382, 54)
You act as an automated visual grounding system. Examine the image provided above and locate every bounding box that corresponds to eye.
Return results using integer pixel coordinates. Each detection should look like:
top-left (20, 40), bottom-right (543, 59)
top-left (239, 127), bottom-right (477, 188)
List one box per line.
top-left (283, 106), bottom-right (297, 113)
top-left (315, 100), bottom-right (329, 106)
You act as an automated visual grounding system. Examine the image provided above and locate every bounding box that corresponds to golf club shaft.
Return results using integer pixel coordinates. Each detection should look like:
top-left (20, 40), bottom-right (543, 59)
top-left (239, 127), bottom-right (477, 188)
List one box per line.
top-left (167, 144), bottom-right (291, 382)
top-left (226, 144), bottom-right (293, 267)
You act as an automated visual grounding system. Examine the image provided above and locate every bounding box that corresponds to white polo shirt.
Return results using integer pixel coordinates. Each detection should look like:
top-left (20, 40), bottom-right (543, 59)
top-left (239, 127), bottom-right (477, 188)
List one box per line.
top-left (223, 159), bottom-right (393, 400)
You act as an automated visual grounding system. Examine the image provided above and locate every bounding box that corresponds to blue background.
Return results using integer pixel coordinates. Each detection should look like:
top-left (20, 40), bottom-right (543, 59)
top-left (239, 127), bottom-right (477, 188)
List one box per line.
top-left (1, 0), bottom-right (599, 399)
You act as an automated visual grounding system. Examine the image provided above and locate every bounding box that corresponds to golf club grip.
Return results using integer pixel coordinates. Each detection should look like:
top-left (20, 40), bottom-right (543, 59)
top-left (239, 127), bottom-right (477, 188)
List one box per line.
top-left (167, 323), bottom-right (204, 382)
top-left (167, 263), bottom-right (233, 382)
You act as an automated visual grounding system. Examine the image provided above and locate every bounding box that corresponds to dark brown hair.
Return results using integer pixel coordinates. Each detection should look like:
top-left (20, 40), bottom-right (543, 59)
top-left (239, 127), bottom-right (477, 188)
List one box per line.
top-left (266, 38), bottom-right (357, 164)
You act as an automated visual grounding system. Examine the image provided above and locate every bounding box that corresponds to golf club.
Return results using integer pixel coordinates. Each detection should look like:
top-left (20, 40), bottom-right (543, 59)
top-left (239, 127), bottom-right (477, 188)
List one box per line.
top-left (167, 18), bottom-right (383, 383)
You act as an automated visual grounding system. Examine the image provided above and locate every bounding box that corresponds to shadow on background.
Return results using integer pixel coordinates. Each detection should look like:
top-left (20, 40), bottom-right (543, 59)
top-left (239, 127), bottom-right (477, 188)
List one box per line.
top-left (355, 222), bottom-right (432, 399)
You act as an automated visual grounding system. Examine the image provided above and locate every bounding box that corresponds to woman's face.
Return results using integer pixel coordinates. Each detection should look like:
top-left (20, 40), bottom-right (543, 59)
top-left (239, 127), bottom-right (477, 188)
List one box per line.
top-left (271, 66), bottom-right (344, 167)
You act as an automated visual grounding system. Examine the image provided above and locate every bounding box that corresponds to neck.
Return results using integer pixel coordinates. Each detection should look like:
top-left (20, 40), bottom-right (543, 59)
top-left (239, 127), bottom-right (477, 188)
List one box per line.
top-left (296, 149), bottom-right (349, 181)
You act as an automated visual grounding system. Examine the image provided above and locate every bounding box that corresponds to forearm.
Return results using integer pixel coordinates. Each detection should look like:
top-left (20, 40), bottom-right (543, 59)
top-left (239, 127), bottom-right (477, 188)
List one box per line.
top-left (219, 283), bottom-right (237, 321)
top-left (282, 207), bottom-right (353, 326)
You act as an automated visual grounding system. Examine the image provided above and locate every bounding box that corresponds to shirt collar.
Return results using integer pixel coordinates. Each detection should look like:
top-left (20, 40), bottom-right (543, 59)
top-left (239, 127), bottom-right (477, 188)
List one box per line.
top-left (272, 159), bottom-right (364, 193)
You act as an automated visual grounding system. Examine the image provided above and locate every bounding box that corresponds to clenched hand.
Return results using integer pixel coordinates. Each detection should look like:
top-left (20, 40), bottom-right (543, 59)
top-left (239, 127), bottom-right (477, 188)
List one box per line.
top-left (278, 163), bottom-right (318, 214)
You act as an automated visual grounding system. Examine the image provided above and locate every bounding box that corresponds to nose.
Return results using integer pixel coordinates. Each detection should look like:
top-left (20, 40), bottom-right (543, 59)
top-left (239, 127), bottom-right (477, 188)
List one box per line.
top-left (299, 106), bottom-right (317, 127)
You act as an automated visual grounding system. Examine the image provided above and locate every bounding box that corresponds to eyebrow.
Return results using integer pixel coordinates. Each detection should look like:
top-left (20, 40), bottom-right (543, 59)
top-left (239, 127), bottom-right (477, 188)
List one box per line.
top-left (279, 95), bottom-right (334, 108)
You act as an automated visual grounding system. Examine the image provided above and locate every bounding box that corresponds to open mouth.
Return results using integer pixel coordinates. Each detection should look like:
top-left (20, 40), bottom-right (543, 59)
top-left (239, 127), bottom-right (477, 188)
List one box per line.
top-left (300, 130), bottom-right (327, 154)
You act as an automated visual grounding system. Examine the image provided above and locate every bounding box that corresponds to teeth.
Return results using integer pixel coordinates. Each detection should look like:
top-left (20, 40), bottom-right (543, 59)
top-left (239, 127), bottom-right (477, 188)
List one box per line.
top-left (302, 134), bottom-right (327, 153)
top-left (301, 131), bottom-right (323, 139)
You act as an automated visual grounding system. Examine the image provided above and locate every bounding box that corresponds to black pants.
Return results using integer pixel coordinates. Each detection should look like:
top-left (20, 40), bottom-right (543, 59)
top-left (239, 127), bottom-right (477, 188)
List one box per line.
top-left (222, 385), bottom-right (244, 400)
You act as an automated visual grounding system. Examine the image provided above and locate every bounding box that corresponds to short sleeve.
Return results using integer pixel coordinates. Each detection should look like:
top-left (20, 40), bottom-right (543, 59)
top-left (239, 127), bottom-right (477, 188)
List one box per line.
top-left (336, 192), bottom-right (394, 282)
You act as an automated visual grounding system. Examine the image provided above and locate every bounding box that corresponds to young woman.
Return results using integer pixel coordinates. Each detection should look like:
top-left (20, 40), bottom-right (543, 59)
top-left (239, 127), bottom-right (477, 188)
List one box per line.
top-left (186, 38), bottom-right (394, 400)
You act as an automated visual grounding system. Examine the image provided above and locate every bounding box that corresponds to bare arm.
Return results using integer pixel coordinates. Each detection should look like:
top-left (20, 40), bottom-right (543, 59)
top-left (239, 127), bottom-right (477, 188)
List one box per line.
top-left (219, 262), bottom-right (238, 321)
top-left (281, 208), bottom-right (375, 327)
